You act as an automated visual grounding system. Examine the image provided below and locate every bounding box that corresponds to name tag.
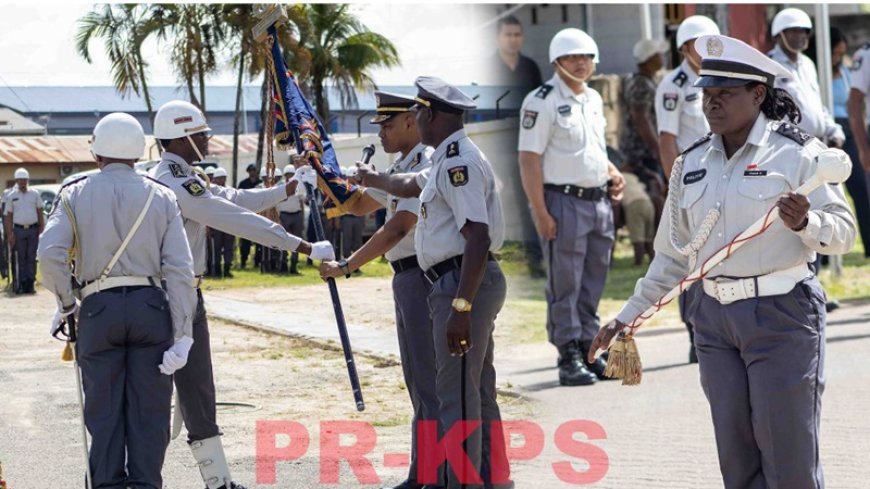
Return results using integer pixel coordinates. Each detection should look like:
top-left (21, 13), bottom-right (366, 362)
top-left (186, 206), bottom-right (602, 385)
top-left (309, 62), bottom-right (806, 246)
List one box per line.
top-left (557, 105), bottom-right (572, 115)
top-left (685, 93), bottom-right (699, 102)
top-left (683, 169), bottom-right (706, 185)
top-left (743, 170), bottom-right (768, 177)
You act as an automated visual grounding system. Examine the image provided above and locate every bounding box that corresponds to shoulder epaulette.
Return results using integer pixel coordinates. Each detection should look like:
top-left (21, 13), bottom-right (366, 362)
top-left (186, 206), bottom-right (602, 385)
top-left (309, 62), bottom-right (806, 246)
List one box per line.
top-left (59, 175), bottom-right (88, 191)
top-left (773, 122), bottom-right (813, 146)
top-left (672, 70), bottom-right (688, 88)
top-left (535, 84), bottom-right (554, 99)
top-left (681, 132), bottom-right (713, 156)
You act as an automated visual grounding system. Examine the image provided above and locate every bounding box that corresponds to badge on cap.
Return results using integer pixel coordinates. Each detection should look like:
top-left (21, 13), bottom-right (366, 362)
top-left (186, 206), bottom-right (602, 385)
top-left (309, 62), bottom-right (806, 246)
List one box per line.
top-left (182, 178), bottom-right (206, 196)
top-left (174, 116), bottom-right (194, 125)
top-left (663, 93), bottom-right (678, 111)
top-left (522, 110), bottom-right (538, 129)
top-left (448, 166), bottom-right (469, 187)
top-left (707, 37), bottom-right (724, 57)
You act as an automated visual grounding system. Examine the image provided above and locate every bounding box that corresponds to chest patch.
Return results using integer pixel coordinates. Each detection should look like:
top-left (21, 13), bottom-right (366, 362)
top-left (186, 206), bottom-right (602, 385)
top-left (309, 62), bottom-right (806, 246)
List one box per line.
top-left (663, 93), bottom-right (678, 111)
top-left (744, 170), bottom-right (768, 177)
top-left (685, 93), bottom-right (699, 102)
top-left (169, 163), bottom-right (187, 178)
top-left (182, 178), bottom-right (206, 197)
top-left (448, 166), bottom-right (469, 187)
top-left (557, 105), bottom-right (572, 115)
top-left (522, 110), bottom-right (538, 129)
top-left (683, 169), bottom-right (707, 185)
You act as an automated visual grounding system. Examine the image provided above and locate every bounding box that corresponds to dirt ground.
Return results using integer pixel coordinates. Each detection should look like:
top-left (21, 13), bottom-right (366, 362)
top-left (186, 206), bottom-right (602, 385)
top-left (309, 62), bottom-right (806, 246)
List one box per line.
top-left (0, 288), bottom-right (532, 488)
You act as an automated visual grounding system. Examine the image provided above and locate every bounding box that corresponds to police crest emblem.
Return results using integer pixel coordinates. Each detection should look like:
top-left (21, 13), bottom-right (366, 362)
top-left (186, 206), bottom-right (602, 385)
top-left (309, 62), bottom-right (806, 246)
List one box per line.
top-left (448, 166), bottom-right (468, 187)
top-left (522, 110), bottom-right (538, 129)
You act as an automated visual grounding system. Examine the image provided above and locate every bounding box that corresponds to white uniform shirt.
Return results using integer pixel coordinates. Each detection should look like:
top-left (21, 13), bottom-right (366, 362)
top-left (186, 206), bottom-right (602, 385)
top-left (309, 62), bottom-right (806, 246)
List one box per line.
top-left (154, 152), bottom-right (299, 275)
top-left (769, 44), bottom-right (844, 142)
top-left (617, 115), bottom-right (856, 324)
top-left (655, 60), bottom-right (709, 151)
top-left (416, 129), bottom-right (504, 271)
top-left (518, 74), bottom-right (610, 188)
top-left (848, 43), bottom-right (870, 124)
top-left (37, 164), bottom-right (197, 338)
top-left (4, 186), bottom-right (41, 225)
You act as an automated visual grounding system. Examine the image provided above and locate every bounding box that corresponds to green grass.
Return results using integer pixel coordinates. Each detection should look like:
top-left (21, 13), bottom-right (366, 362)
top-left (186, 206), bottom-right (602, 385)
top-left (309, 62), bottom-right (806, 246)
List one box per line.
top-left (200, 255), bottom-right (393, 290)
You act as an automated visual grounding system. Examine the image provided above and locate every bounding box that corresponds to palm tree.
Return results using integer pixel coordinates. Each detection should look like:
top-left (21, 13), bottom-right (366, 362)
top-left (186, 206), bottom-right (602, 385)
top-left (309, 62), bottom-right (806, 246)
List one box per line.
top-left (75, 4), bottom-right (158, 127)
top-left (290, 4), bottom-right (400, 124)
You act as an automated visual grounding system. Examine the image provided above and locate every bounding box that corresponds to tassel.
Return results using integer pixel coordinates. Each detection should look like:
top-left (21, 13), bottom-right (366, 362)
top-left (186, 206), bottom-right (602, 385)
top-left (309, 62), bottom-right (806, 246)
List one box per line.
top-left (603, 333), bottom-right (643, 386)
top-left (61, 342), bottom-right (73, 362)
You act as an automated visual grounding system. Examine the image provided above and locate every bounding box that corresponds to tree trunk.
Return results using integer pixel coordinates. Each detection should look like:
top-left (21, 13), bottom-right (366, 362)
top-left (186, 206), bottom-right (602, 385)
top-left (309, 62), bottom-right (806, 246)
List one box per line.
top-left (197, 44), bottom-right (207, 112)
top-left (232, 45), bottom-right (247, 188)
top-left (136, 52), bottom-right (159, 157)
top-left (255, 75), bottom-right (268, 171)
top-left (313, 75), bottom-right (329, 126)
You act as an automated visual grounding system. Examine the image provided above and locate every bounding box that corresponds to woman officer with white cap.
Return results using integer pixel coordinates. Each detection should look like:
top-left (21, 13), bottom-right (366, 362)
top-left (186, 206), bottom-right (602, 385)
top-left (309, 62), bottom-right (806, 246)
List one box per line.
top-left (590, 35), bottom-right (855, 489)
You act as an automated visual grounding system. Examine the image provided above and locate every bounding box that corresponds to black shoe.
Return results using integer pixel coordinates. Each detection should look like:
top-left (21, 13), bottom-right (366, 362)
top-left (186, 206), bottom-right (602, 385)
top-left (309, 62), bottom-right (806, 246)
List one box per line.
top-left (689, 345), bottom-right (699, 364)
top-left (825, 300), bottom-right (840, 313)
top-left (213, 483), bottom-right (247, 489)
top-left (580, 340), bottom-right (612, 380)
top-left (557, 340), bottom-right (597, 386)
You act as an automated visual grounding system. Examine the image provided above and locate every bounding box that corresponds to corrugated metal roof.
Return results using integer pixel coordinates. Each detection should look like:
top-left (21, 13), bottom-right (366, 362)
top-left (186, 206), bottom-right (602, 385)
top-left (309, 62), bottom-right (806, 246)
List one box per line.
top-left (0, 134), bottom-right (261, 164)
top-left (0, 84), bottom-right (516, 114)
top-left (0, 108), bottom-right (45, 135)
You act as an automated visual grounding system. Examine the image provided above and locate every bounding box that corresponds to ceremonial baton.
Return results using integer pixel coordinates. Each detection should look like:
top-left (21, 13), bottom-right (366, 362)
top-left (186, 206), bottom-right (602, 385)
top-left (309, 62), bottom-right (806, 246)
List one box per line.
top-left (607, 149), bottom-right (852, 384)
top-left (67, 315), bottom-right (94, 489)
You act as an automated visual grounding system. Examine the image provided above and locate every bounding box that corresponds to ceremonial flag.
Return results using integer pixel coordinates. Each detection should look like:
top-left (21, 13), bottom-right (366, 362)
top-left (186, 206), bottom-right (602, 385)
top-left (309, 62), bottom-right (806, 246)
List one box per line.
top-left (266, 25), bottom-right (360, 216)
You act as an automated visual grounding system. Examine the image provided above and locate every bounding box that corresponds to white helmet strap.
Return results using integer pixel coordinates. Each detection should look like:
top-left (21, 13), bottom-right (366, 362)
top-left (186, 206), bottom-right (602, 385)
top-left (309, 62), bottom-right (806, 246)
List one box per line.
top-left (186, 135), bottom-right (206, 163)
top-left (779, 32), bottom-right (806, 54)
top-left (555, 60), bottom-right (587, 84)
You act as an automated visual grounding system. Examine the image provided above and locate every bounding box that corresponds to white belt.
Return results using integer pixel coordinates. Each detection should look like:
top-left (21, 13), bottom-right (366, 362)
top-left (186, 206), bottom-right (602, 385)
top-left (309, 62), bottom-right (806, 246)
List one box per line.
top-left (702, 264), bottom-right (811, 305)
top-left (80, 276), bottom-right (159, 299)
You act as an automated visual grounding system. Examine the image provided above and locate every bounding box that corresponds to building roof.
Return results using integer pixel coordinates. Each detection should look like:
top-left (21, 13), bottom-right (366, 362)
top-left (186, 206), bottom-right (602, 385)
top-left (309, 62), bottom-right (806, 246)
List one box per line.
top-left (0, 108), bottom-right (45, 135)
top-left (0, 84), bottom-right (517, 115)
top-left (0, 133), bottom-right (261, 165)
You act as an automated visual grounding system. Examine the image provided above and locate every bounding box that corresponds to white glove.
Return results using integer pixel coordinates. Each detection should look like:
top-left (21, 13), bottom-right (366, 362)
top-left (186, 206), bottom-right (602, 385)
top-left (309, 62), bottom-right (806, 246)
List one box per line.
top-left (159, 336), bottom-right (194, 376)
top-left (50, 302), bottom-right (78, 339)
top-left (291, 165), bottom-right (317, 188)
top-left (309, 240), bottom-right (336, 261)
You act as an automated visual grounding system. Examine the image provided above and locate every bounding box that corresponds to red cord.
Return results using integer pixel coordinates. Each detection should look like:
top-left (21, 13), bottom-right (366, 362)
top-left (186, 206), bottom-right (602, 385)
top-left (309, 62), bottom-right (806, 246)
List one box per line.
top-left (627, 206), bottom-right (779, 334)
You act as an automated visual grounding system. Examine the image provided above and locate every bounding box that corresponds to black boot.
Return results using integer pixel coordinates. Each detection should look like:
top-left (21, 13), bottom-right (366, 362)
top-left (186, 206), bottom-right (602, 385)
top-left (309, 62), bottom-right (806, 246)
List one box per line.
top-left (557, 340), bottom-right (597, 386)
top-left (223, 263), bottom-right (233, 279)
top-left (580, 340), bottom-right (612, 380)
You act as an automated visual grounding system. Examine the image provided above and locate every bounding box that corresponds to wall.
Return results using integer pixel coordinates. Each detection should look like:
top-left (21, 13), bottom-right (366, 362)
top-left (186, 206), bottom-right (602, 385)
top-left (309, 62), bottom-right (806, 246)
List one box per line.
top-left (1, 162), bottom-right (94, 188)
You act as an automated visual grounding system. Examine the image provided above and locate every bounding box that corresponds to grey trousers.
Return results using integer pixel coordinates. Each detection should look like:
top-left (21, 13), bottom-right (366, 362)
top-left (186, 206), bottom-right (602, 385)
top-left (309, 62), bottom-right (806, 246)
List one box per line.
top-left (280, 211), bottom-right (305, 270)
top-left (541, 190), bottom-right (614, 345)
top-left (393, 266), bottom-right (439, 484)
top-left (341, 215), bottom-right (364, 259)
top-left (174, 290), bottom-right (220, 443)
top-left (77, 286), bottom-right (174, 489)
top-left (13, 225), bottom-right (38, 283)
top-left (429, 261), bottom-right (512, 489)
top-left (685, 277), bottom-right (826, 489)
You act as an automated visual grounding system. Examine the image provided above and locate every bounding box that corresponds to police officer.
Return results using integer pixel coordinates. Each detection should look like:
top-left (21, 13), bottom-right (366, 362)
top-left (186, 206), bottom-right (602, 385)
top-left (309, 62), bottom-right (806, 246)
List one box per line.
top-left (657, 15), bottom-right (721, 177)
top-left (768, 8), bottom-right (845, 147)
top-left (517, 28), bottom-right (625, 386)
top-left (847, 36), bottom-right (870, 173)
top-left (4, 168), bottom-right (44, 294)
top-left (655, 14), bottom-right (721, 363)
top-left (357, 77), bottom-right (514, 489)
top-left (209, 167), bottom-right (236, 278)
top-left (236, 163), bottom-right (260, 269)
top-left (38, 113), bottom-right (198, 488)
top-left (151, 100), bottom-right (334, 489)
top-left (277, 164), bottom-right (306, 275)
top-left (321, 91), bottom-right (438, 489)
top-left (590, 35), bottom-right (856, 489)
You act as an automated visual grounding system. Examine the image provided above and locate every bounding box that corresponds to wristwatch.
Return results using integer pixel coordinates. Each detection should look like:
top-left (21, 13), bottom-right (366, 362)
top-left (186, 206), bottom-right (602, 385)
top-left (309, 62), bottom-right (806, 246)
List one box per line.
top-left (451, 297), bottom-right (472, 313)
top-left (338, 259), bottom-right (351, 279)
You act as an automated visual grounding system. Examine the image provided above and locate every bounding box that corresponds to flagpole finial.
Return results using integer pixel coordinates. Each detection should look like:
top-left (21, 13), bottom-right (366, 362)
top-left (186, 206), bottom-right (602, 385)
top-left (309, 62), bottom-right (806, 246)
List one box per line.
top-left (253, 4), bottom-right (288, 42)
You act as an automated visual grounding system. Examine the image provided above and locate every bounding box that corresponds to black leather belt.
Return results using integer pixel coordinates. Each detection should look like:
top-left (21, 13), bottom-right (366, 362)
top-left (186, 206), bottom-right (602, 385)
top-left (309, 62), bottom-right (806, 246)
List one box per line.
top-left (424, 252), bottom-right (496, 284)
top-left (544, 184), bottom-right (608, 201)
top-left (13, 223), bottom-right (37, 229)
top-left (390, 255), bottom-right (420, 274)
